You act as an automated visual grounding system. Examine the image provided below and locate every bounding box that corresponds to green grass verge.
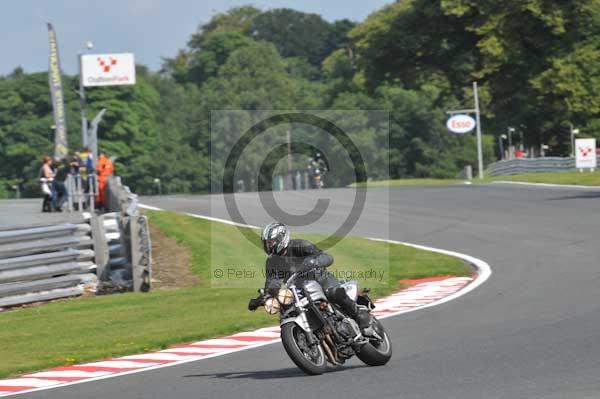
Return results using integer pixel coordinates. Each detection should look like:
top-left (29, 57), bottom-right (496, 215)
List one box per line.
top-left (351, 169), bottom-right (600, 188)
top-left (352, 178), bottom-right (460, 188)
top-left (0, 211), bottom-right (470, 378)
top-left (487, 170), bottom-right (600, 186)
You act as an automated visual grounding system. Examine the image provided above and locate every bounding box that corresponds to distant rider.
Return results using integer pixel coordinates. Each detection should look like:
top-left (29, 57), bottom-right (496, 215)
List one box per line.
top-left (248, 222), bottom-right (371, 335)
top-left (307, 153), bottom-right (328, 188)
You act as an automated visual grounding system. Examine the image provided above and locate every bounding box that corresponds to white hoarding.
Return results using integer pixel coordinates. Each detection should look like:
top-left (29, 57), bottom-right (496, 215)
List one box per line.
top-left (446, 114), bottom-right (476, 134)
top-left (81, 53), bottom-right (136, 87)
top-left (575, 138), bottom-right (597, 169)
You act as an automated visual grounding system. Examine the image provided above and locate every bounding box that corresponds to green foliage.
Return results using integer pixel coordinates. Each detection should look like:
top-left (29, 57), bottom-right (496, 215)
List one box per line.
top-left (0, 71), bottom-right (73, 196)
top-left (187, 31), bottom-right (254, 85)
top-left (245, 8), bottom-right (355, 68)
top-left (346, 0), bottom-right (600, 156)
top-left (0, 67), bottom-right (206, 196)
top-left (3, 3), bottom-right (599, 194)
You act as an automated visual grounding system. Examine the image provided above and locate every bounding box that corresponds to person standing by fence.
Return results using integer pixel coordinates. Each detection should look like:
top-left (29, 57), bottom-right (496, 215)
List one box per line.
top-left (76, 147), bottom-right (96, 209)
top-left (96, 150), bottom-right (114, 210)
top-left (39, 156), bottom-right (54, 212)
top-left (51, 158), bottom-right (70, 212)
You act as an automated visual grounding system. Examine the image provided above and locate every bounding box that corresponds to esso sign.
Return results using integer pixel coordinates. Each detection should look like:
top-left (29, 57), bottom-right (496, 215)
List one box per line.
top-left (446, 114), bottom-right (476, 134)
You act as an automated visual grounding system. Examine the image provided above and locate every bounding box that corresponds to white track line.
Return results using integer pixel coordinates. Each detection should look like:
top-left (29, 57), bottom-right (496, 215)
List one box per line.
top-left (78, 361), bottom-right (159, 369)
top-left (491, 180), bottom-right (599, 190)
top-left (183, 212), bottom-right (261, 229)
top-left (0, 379), bottom-right (62, 388)
top-left (140, 203), bottom-right (492, 310)
top-left (0, 204), bottom-right (492, 398)
top-left (368, 238), bottom-right (491, 310)
top-left (25, 371), bottom-right (112, 379)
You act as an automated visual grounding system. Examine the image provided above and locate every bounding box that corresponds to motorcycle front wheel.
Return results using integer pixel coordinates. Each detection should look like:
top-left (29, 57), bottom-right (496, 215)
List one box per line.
top-left (281, 323), bottom-right (327, 375)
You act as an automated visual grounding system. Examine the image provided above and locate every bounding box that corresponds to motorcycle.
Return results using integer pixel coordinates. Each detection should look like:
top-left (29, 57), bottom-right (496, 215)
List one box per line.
top-left (307, 158), bottom-right (327, 189)
top-left (259, 267), bottom-right (392, 375)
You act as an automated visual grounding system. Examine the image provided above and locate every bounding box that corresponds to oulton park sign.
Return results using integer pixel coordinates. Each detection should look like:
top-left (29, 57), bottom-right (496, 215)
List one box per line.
top-left (446, 114), bottom-right (476, 134)
top-left (81, 53), bottom-right (136, 87)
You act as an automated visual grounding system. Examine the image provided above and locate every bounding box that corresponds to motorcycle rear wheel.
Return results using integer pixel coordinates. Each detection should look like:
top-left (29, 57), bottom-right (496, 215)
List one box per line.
top-left (356, 318), bottom-right (392, 366)
top-left (281, 323), bottom-right (327, 375)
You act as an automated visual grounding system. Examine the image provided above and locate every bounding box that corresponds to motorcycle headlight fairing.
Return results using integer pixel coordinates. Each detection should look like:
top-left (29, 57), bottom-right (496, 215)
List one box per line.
top-left (278, 288), bottom-right (294, 306)
top-left (264, 297), bottom-right (281, 315)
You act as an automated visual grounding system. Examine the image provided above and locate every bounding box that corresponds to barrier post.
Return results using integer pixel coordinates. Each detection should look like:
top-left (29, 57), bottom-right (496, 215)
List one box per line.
top-left (90, 215), bottom-right (109, 280)
top-left (76, 174), bottom-right (83, 211)
top-left (66, 176), bottom-right (74, 212)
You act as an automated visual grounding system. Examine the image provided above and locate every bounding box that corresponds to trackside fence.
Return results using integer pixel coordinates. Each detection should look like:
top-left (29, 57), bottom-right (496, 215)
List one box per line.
top-left (0, 222), bottom-right (97, 308)
top-left (102, 176), bottom-right (152, 293)
top-left (488, 157), bottom-right (581, 176)
top-left (0, 177), bottom-right (152, 309)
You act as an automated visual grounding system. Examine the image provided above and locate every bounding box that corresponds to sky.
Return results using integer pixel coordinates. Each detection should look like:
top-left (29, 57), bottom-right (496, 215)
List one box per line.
top-left (0, 0), bottom-right (392, 76)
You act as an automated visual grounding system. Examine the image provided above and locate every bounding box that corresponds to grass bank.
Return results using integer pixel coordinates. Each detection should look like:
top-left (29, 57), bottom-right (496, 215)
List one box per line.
top-left (488, 170), bottom-right (600, 186)
top-left (0, 211), bottom-right (470, 378)
top-left (351, 169), bottom-right (600, 188)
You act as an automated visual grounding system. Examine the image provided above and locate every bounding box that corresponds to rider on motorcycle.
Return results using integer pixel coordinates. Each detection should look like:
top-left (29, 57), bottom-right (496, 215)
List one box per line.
top-left (248, 222), bottom-right (371, 334)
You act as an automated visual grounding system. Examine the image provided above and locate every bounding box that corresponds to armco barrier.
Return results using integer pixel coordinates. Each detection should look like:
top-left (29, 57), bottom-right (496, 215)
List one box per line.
top-left (106, 176), bottom-right (139, 216)
top-left (103, 177), bottom-right (151, 292)
top-left (488, 157), bottom-right (581, 176)
top-left (92, 212), bottom-right (151, 293)
top-left (0, 177), bottom-right (152, 308)
top-left (127, 214), bottom-right (152, 292)
top-left (0, 222), bottom-right (98, 308)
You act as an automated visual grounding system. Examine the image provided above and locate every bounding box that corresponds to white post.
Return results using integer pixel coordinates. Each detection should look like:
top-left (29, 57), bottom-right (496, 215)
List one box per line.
top-left (78, 52), bottom-right (88, 148)
top-left (286, 130), bottom-right (292, 172)
top-left (473, 82), bottom-right (484, 179)
top-left (571, 127), bottom-right (574, 157)
top-left (570, 125), bottom-right (579, 158)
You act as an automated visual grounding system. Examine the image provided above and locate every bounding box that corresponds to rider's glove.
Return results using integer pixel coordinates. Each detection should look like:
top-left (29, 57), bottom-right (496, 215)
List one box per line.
top-left (302, 257), bottom-right (318, 269)
top-left (248, 296), bottom-right (264, 311)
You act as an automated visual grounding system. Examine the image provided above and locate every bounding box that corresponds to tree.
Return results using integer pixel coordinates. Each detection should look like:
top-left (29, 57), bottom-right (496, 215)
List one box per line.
top-left (187, 31), bottom-right (254, 85)
top-left (346, 0), bottom-right (600, 154)
top-left (246, 9), bottom-right (354, 68)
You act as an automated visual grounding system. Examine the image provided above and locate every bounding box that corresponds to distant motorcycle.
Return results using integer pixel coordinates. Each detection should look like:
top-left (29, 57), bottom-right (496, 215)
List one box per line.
top-left (258, 267), bottom-right (392, 375)
top-left (307, 156), bottom-right (328, 189)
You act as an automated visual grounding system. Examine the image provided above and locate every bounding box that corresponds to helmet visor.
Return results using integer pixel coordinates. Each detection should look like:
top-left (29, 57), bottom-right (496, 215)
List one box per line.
top-left (264, 238), bottom-right (278, 254)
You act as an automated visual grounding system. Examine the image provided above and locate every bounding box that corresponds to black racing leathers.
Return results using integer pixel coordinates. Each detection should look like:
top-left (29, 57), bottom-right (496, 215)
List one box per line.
top-left (264, 239), bottom-right (334, 296)
top-left (262, 239), bottom-right (369, 329)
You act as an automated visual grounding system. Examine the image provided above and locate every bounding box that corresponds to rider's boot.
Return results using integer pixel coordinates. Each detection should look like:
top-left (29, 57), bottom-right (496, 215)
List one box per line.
top-left (331, 287), bottom-right (372, 336)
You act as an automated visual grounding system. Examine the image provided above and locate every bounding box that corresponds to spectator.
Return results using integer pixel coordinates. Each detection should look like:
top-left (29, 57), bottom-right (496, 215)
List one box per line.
top-left (80, 147), bottom-right (95, 207)
top-left (83, 147), bottom-right (95, 175)
top-left (70, 152), bottom-right (83, 210)
top-left (52, 158), bottom-right (70, 212)
top-left (96, 150), bottom-right (114, 210)
top-left (39, 155), bottom-right (54, 212)
top-left (70, 152), bottom-right (82, 175)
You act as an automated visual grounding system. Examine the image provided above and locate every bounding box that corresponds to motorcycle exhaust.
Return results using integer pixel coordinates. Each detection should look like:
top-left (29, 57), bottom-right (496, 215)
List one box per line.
top-left (322, 334), bottom-right (341, 365)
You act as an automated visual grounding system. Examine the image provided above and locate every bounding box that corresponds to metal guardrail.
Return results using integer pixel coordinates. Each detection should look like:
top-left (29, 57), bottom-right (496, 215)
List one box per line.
top-left (0, 222), bottom-right (98, 308)
top-left (488, 157), bottom-right (579, 176)
top-left (100, 177), bottom-right (151, 292)
top-left (65, 174), bottom-right (98, 212)
top-left (106, 176), bottom-right (139, 216)
top-left (0, 176), bottom-right (151, 309)
top-left (130, 215), bottom-right (151, 292)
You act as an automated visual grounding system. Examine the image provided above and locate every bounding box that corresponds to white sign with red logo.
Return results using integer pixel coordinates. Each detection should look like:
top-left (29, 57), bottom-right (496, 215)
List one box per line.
top-left (446, 114), bottom-right (476, 134)
top-left (81, 53), bottom-right (136, 87)
top-left (575, 138), bottom-right (597, 169)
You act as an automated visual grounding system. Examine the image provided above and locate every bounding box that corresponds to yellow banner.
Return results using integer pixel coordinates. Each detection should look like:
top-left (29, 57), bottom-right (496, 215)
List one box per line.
top-left (47, 23), bottom-right (68, 159)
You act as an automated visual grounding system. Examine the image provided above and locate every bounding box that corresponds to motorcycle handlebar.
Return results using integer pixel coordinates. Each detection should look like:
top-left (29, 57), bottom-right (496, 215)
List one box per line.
top-left (285, 267), bottom-right (319, 286)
